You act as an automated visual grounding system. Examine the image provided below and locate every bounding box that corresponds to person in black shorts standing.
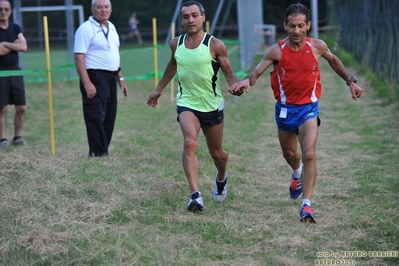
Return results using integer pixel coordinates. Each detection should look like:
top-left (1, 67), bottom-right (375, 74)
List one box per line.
top-left (0, 0), bottom-right (28, 147)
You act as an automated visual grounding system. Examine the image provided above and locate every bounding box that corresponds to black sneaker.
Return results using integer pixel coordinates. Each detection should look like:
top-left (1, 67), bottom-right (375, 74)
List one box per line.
top-left (12, 137), bottom-right (27, 146)
top-left (0, 138), bottom-right (8, 147)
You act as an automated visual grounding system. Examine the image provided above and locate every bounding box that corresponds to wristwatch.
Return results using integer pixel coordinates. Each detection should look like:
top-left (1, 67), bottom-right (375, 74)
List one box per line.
top-left (346, 76), bottom-right (357, 86)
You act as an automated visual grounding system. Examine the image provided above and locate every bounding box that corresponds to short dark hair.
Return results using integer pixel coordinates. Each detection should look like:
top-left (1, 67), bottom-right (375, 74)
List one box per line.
top-left (181, 1), bottom-right (205, 15)
top-left (284, 3), bottom-right (310, 23)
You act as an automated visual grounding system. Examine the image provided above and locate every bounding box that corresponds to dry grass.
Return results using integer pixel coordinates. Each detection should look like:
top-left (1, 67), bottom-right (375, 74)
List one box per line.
top-left (0, 61), bottom-right (398, 265)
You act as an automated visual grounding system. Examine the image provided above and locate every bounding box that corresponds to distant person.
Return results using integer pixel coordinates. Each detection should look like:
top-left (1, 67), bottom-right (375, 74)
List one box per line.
top-left (147, 1), bottom-right (240, 212)
top-left (125, 12), bottom-right (143, 45)
top-left (74, 0), bottom-right (128, 157)
top-left (229, 3), bottom-right (363, 223)
top-left (0, 0), bottom-right (28, 147)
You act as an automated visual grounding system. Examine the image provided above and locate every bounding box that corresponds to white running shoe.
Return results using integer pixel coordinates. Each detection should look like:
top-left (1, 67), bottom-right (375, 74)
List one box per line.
top-left (212, 171), bottom-right (228, 202)
top-left (187, 191), bottom-right (204, 212)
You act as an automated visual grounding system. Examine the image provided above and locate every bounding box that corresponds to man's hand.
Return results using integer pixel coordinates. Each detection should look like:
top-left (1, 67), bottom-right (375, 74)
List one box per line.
top-left (118, 80), bottom-right (128, 97)
top-left (350, 83), bottom-right (363, 101)
top-left (229, 78), bottom-right (251, 96)
top-left (229, 87), bottom-right (244, 96)
top-left (84, 83), bottom-right (97, 99)
top-left (121, 87), bottom-right (128, 97)
top-left (147, 91), bottom-right (162, 108)
top-left (0, 42), bottom-right (11, 55)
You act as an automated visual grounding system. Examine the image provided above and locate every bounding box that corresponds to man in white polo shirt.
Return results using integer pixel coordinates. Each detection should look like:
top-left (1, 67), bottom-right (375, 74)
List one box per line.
top-left (74, 0), bottom-right (128, 157)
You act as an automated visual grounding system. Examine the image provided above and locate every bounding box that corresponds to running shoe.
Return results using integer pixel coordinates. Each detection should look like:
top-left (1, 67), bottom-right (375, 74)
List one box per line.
top-left (289, 173), bottom-right (303, 199)
top-left (12, 137), bottom-right (27, 146)
top-left (300, 204), bottom-right (317, 223)
top-left (0, 138), bottom-right (7, 147)
top-left (187, 191), bottom-right (204, 212)
top-left (212, 171), bottom-right (228, 202)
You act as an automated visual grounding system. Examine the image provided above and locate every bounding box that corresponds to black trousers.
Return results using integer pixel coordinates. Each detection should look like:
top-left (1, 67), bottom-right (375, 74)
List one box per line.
top-left (80, 70), bottom-right (118, 157)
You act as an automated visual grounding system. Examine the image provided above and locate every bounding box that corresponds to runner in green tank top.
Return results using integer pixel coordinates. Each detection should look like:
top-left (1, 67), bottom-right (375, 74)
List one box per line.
top-left (174, 33), bottom-right (224, 112)
top-left (147, 1), bottom-right (241, 212)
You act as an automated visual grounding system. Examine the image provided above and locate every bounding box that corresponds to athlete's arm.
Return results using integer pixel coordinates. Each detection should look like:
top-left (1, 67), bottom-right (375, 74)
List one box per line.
top-left (229, 43), bottom-right (280, 94)
top-left (147, 38), bottom-right (178, 108)
top-left (313, 39), bottom-right (363, 100)
top-left (313, 39), bottom-right (352, 82)
top-left (153, 37), bottom-right (178, 93)
top-left (210, 38), bottom-right (239, 87)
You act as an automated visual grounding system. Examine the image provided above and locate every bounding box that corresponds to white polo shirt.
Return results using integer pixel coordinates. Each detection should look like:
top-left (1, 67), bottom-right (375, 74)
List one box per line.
top-left (74, 16), bottom-right (120, 71)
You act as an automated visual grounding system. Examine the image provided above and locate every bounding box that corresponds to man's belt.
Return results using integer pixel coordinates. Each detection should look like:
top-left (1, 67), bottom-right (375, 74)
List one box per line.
top-left (90, 68), bottom-right (120, 75)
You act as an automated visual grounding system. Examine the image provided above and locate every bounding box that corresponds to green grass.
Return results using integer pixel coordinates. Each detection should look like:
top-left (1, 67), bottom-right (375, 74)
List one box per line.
top-left (0, 58), bottom-right (398, 265)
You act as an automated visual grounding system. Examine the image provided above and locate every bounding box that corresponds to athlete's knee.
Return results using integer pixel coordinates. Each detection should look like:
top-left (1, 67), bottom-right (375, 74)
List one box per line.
top-left (183, 137), bottom-right (198, 153)
top-left (282, 150), bottom-right (296, 161)
top-left (302, 150), bottom-right (316, 163)
top-left (209, 148), bottom-right (228, 161)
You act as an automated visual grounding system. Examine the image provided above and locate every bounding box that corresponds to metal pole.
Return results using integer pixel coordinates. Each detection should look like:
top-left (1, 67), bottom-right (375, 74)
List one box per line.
top-left (12, 0), bottom-right (24, 68)
top-left (164, 0), bottom-right (183, 46)
top-left (210, 0), bottom-right (225, 35)
top-left (217, 0), bottom-right (234, 39)
top-left (311, 0), bottom-right (319, 39)
top-left (65, 0), bottom-right (75, 77)
top-left (37, 0), bottom-right (43, 50)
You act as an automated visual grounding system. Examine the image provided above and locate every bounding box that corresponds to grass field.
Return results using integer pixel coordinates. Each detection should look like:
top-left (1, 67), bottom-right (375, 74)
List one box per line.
top-left (0, 51), bottom-right (398, 264)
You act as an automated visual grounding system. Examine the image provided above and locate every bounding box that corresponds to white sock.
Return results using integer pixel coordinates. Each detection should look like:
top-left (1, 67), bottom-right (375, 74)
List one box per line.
top-left (216, 172), bottom-right (227, 182)
top-left (302, 199), bottom-right (311, 207)
top-left (294, 163), bottom-right (303, 178)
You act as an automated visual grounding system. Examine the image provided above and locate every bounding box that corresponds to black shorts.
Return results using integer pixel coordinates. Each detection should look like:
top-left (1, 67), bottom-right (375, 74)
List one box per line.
top-left (177, 106), bottom-right (224, 127)
top-left (0, 75), bottom-right (25, 107)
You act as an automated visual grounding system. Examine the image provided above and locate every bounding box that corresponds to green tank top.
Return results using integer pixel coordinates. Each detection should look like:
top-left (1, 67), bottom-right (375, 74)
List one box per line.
top-left (175, 33), bottom-right (224, 112)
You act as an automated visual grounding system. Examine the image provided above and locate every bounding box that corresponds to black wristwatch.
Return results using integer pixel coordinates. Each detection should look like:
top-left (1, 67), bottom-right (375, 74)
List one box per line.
top-left (346, 76), bottom-right (357, 86)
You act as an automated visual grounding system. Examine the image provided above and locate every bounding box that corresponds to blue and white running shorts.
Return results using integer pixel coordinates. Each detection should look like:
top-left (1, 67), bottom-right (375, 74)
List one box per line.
top-left (275, 101), bottom-right (320, 135)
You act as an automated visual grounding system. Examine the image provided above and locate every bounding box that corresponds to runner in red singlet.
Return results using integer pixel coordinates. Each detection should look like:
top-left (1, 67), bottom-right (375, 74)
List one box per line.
top-left (229, 3), bottom-right (363, 223)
